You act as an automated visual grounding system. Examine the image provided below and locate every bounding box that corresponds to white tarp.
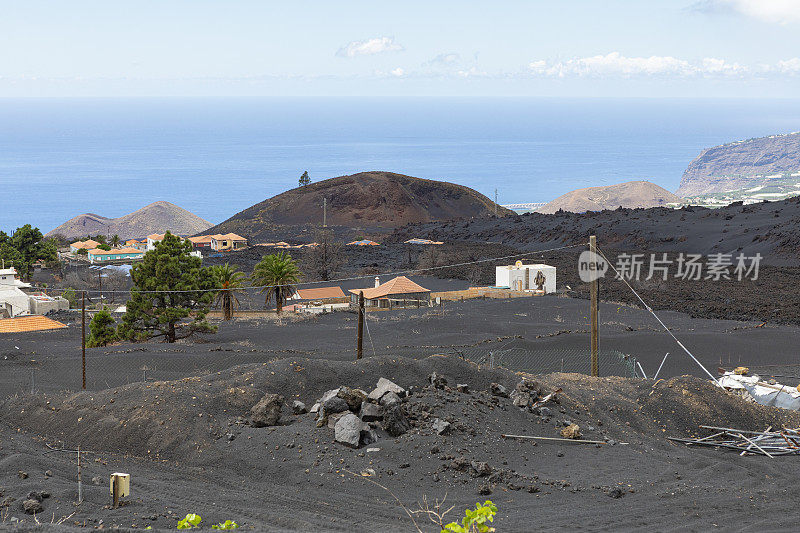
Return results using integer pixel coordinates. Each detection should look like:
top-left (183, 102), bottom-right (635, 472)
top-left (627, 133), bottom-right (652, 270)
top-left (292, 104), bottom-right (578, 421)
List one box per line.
top-left (718, 372), bottom-right (800, 411)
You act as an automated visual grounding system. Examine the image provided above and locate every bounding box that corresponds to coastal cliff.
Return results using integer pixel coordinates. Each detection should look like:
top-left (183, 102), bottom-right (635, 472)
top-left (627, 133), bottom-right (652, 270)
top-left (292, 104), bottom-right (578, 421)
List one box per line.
top-left (677, 132), bottom-right (800, 196)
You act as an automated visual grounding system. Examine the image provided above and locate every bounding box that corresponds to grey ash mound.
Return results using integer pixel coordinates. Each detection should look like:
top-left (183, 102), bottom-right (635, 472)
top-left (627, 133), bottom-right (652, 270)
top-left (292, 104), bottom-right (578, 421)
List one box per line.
top-left (45, 201), bottom-right (213, 241)
top-left (3, 355), bottom-right (800, 531)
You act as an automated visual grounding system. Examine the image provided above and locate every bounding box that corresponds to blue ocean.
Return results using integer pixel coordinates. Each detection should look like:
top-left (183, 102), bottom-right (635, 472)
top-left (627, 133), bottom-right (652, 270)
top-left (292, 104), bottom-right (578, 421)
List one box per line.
top-left (2, 97), bottom-right (800, 235)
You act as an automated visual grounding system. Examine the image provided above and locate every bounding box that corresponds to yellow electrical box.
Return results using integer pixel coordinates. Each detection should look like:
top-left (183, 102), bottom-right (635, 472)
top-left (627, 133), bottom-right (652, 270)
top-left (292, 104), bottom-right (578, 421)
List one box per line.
top-left (110, 473), bottom-right (130, 498)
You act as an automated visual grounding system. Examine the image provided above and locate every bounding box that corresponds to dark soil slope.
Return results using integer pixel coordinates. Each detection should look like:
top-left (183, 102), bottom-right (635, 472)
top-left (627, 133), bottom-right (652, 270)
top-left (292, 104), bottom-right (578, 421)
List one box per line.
top-left (205, 171), bottom-right (513, 241)
top-left (391, 195), bottom-right (800, 265)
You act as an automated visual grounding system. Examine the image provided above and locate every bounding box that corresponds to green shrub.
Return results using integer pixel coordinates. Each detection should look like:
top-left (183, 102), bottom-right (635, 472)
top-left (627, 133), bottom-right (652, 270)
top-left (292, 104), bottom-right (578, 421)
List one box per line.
top-left (86, 309), bottom-right (118, 347)
top-left (443, 500), bottom-right (497, 533)
top-left (177, 514), bottom-right (202, 529)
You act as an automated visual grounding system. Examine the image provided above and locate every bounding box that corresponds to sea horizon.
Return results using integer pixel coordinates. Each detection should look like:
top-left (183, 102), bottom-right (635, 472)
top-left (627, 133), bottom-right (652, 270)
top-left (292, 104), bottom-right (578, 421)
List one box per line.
top-left (3, 96), bottom-right (800, 235)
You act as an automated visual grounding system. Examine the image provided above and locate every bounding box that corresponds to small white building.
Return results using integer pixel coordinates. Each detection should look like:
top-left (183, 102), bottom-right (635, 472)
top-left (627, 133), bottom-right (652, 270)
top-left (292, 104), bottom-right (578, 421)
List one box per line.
top-left (495, 262), bottom-right (556, 294)
top-left (0, 267), bottom-right (32, 317)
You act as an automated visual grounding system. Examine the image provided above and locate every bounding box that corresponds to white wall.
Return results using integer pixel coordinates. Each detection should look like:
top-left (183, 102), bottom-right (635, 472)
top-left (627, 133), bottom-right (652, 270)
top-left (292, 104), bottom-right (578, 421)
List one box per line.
top-left (495, 264), bottom-right (556, 293)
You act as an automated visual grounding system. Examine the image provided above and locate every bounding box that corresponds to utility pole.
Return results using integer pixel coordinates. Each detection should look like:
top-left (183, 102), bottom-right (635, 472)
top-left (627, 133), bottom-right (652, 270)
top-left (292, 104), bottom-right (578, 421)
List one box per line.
top-left (81, 291), bottom-right (86, 389)
top-left (356, 291), bottom-right (364, 360)
top-left (589, 235), bottom-right (599, 377)
top-left (323, 198), bottom-right (327, 228)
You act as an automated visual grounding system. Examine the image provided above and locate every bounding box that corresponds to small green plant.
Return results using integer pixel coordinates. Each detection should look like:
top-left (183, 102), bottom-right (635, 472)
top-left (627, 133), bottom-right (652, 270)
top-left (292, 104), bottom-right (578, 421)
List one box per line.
top-left (177, 513), bottom-right (202, 529)
top-left (86, 308), bottom-right (118, 347)
top-left (212, 520), bottom-right (239, 529)
top-left (443, 500), bottom-right (497, 533)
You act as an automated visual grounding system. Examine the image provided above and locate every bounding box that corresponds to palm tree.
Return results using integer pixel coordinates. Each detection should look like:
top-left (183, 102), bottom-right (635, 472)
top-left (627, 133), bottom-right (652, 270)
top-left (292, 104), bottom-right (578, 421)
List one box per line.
top-left (110, 234), bottom-right (121, 247)
top-left (211, 263), bottom-right (246, 320)
top-left (251, 252), bottom-right (301, 314)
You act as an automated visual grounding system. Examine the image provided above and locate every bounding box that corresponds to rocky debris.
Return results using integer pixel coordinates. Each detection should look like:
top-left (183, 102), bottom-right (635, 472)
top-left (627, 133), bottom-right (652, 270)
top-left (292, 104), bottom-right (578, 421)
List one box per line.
top-left (561, 424), bottom-right (581, 439)
top-left (383, 401), bottom-right (410, 437)
top-left (490, 383), bottom-right (508, 398)
top-left (510, 380), bottom-right (539, 409)
top-left (432, 418), bottom-right (451, 435)
top-left (449, 456), bottom-right (470, 472)
top-left (22, 499), bottom-right (43, 514)
top-left (337, 386), bottom-right (367, 411)
top-left (44, 470), bottom-right (53, 478)
top-left (606, 486), bottom-right (624, 499)
top-left (25, 491), bottom-right (49, 502)
top-left (456, 383), bottom-right (469, 393)
top-left (310, 403), bottom-right (321, 413)
top-left (533, 406), bottom-right (553, 418)
top-left (359, 402), bottom-right (383, 422)
top-left (17, 471), bottom-right (28, 480)
top-left (326, 411), bottom-right (348, 430)
top-left (292, 400), bottom-right (307, 415)
top-left (367, 378), bottom-right (406, 401)
top-left (429, 372), bottom-right (448, 390)
top-left (380, 391), bottom-right (401, 408)
top-left (250, 393), bottom-right (284, 427)
top-left (470, 461), bottom-right (492, 477)
top-left (91, 476), bottom-right (102, 486)
top-left (334, 413), bottom-right (376, 448)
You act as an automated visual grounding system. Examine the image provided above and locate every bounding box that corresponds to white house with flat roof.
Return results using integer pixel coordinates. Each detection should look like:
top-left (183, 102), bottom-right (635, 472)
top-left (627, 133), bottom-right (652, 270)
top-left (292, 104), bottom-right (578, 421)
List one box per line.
top-left (495, 262), bottom-right (556, 294)
top-left (0, 267), bottom-right (32, 317)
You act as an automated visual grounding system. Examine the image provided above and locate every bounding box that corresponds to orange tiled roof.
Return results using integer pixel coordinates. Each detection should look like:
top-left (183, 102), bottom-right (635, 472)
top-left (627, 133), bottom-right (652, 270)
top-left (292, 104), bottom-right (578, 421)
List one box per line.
top-left (296, 286), bottom-right (346, 300)
top-left (188, 235), bottom-right (215, 244)
top-left (211, 233), bottom-right (246, 241)
top-left (147, 233), bottom-right (166, 240)
top-left (0, 315), bottom-right (68, 334)
top-left (349, 276), bottom-right (430, 299)
top-left (71, 239), bottom-right (101, 249)
top-left (88, 247), bottom-right (143, 255)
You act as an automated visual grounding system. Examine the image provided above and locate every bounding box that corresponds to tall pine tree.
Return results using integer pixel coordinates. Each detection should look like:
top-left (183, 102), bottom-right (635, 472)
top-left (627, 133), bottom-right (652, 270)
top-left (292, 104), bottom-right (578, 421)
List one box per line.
top-left (118, 232), bottom-right (218, 342)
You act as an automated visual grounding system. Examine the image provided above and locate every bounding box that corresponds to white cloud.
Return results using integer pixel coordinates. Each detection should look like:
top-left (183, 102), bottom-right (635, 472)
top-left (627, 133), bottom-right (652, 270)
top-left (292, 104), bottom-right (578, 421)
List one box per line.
top-left (700, 57), bottom-right (748, 75)
top-left (692, 0), bottom-right (800, 23)
top-left (456, 66), bottom-right (487, 78)
top-left (336, 37), bottom-right (404, 58)
top-left (530, 52), bottom-right (694, 77)
top-left (775, 57), bottom-right (800, 74)
top-left (390, 67), bottom-right (405, 77)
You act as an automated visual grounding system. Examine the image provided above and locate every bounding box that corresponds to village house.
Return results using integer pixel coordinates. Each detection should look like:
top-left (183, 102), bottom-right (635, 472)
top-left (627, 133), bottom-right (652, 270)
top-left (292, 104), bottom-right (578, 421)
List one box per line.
top-left (495, 261), bottom-right (556, 293)
top-left (349, 276), bottom-right (431, 308)
top-left (87, 247), bottom-right (145, 264)
top-left (187, 235), bottom-right (215, 250)
top-left (210, 233), bottom-right (247, 251)
top-left (290, 286), bottom-right (346, 301)
top-left (125, 239), bottom-right (147, 251)
top-left (146, 233), bottom-right (166, 251)
top-left (0, 267), bottom-right (68, 318)
top-left (70, 239), bottom-right (101, 254)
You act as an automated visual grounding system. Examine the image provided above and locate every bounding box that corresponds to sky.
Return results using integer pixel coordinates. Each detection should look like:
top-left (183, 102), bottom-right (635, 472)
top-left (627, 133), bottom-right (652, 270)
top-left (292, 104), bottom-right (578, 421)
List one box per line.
top-left (1, 0), bottom-right (800, 97)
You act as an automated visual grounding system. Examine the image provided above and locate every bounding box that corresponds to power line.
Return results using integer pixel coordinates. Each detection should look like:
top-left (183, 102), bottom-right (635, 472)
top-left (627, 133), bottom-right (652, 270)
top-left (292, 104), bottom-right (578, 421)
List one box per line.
top-left (595, 246), bottom-right (718, 384)
top-left (29, 242), bottom-right (587, 295)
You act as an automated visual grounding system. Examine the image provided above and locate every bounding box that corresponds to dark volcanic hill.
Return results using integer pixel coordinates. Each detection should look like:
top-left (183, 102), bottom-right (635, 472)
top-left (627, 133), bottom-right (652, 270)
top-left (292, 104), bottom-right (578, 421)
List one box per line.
top-left (46, 201), bottom-right (213, 240)
top-left (677, 132), bottom-right (800, 196)
top-left (205, 171), bottom-right (512, 241)
top-left (538, 180), bottom-right (681, 214)
top-left (391, 196), bottom-right (800, 266)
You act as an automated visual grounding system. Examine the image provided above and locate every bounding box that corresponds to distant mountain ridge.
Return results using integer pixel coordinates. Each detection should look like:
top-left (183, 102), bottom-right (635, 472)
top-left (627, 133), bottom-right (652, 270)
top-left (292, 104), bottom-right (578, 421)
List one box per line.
top-left (205, 171), bottom-right (512, 241)
top-left (46, 201), bottom-right (213, 240)
top-left (677, 132), bottom-right (800, 196)
top-left (537, 181), bottom-right (681, 214)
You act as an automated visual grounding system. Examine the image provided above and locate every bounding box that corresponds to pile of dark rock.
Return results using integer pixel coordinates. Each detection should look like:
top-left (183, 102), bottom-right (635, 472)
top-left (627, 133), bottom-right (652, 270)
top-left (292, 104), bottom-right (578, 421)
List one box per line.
top-left (309, 378), bottom-right (411, 448)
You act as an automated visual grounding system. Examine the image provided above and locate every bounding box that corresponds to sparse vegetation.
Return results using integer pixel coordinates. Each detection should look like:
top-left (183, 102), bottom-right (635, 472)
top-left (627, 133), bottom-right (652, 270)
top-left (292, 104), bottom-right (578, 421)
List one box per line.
top-left (443, 501), bottom-right (497, 533)
top-left (86, 308), bottom-right (118, 347)
top-left (0, 224), bottom-right (58, 280)
top-left (251, 251), bottom-right (301, 314)
top-left (176, 514), bottom-right (239, 530)
top-left (211, 263), bottom-right (246, 320)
